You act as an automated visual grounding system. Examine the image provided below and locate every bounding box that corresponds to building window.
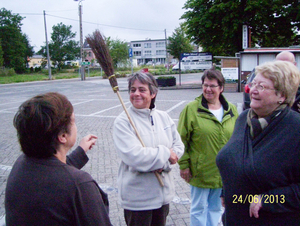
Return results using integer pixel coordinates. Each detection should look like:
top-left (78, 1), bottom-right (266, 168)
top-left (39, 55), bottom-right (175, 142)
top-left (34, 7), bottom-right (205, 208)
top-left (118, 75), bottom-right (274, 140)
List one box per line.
top-left (144, 43), bottom-right (151, 48)
top-left (156, 42), bottom-right (165, 48)
top-left (89, 52), bottom-right (92, 57)
top-left (156, 50), bottom-right (166, 55)
top-left (134, 51), bottom-right (141, 56)
top-left (144, 50), bottom-right (152, 56)
top-left (133, 43), bottom-right (141, 47)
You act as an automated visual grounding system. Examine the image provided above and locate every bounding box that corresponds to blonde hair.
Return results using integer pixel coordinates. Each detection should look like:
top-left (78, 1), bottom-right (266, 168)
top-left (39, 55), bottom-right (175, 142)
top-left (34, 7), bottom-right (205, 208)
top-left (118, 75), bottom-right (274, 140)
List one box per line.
top-left (255, 61), bottom-right (300, 106)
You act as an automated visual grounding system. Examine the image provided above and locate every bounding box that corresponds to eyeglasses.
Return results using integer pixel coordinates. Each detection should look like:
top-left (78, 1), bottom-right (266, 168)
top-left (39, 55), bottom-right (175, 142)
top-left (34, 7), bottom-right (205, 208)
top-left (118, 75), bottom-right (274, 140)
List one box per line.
top-left (248, 82), bottom-right (276, 91)
top-left (203, 84), bottom-right (219, 89)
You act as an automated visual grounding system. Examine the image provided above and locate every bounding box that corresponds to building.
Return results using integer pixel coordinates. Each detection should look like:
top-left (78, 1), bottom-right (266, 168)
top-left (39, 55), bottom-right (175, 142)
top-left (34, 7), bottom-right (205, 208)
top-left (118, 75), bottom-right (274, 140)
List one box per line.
top-left (28, 55), bottom-right (44, 68)
top-left (129, 39), bottom-right (170, 65)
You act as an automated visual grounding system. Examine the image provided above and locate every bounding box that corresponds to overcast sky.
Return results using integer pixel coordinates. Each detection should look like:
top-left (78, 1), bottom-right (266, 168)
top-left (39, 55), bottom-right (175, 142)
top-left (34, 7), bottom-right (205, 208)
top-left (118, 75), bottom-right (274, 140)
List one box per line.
top-left (2, 0), bottom-right (188, 52)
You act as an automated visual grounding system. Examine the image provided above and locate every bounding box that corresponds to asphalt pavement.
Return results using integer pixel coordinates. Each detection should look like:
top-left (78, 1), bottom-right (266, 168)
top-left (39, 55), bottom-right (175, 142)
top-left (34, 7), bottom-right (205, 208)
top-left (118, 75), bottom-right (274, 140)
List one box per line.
top-left (0, 74), bottom-right (243, 225)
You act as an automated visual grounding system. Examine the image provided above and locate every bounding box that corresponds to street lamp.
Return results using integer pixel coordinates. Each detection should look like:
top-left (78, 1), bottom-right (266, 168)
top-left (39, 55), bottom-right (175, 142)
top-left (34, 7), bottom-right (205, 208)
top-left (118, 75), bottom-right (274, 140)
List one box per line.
top-left (74, 0), bottom-right (85, 80)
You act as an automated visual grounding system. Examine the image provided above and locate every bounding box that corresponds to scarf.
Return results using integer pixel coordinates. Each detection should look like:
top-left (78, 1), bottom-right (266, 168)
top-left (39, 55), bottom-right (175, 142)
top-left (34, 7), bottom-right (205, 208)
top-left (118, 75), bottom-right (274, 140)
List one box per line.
top-left (247, 104), bottom-right (287, 139)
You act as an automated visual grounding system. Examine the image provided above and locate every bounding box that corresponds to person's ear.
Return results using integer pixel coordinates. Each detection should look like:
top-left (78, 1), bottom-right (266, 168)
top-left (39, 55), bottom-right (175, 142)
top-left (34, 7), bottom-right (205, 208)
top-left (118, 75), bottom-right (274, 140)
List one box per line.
top-left (151, 93), bottom-right (156, 99)
top-left (277, 92), bottom-right (286, 104)
top-left (57, 132), bottom-right (67, 144)
top-left (220, 86), bottom-right (224, 93)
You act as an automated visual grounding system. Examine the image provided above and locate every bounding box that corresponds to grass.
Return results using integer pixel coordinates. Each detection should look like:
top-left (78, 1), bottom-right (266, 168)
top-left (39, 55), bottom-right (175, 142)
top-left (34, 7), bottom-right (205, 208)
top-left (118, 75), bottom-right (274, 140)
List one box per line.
top-left (0, 69), bottom-right (103, 84)
top-left (0, 65), bottom-right (200, 84)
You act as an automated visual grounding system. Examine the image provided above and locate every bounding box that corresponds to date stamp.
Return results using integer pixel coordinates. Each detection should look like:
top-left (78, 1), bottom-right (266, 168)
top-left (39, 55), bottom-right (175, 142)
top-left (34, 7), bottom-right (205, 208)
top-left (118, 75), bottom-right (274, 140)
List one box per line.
top-left (232, 194), bottom-right (285, 204)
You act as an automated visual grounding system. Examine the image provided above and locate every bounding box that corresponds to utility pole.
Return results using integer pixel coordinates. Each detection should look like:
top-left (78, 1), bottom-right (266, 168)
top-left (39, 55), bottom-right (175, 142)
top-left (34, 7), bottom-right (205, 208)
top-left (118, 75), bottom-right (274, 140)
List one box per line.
top-left (43, 10), bottom-right (52, 80)
top-left (164, 29), bottom-right (169, 71)
top-left (76, 0), bottom-right (85, 80)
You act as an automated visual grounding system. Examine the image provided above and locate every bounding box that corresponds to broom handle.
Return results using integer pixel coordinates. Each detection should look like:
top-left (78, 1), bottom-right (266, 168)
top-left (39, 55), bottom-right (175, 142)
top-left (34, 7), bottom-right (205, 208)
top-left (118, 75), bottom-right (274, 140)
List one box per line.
top-left (116, 91), bottom-right (164, 187)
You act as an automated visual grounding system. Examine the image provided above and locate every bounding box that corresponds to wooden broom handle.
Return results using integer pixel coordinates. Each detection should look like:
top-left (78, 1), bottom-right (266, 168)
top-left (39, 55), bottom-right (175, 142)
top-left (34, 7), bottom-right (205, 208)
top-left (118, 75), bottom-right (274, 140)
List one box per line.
top-left (116, 91), bottom-right (164, 187)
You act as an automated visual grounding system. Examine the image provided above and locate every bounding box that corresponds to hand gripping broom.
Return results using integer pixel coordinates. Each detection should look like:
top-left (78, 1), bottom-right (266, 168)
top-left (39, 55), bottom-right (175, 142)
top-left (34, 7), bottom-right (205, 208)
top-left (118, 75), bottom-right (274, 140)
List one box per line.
top-left (86, 30), bottom-right (164, 187)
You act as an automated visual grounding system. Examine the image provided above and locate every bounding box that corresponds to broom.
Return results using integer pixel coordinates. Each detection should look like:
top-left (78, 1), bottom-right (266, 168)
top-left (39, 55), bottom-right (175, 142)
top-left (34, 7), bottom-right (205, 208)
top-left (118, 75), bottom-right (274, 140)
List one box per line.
top-left (86, 30), bottom-right (164, 187)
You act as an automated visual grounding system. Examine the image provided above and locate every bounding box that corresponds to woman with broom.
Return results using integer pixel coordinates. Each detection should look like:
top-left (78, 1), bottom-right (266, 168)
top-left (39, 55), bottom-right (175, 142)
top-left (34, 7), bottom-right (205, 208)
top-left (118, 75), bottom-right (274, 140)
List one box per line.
top-left (113, 72), bottom-right (184, 226)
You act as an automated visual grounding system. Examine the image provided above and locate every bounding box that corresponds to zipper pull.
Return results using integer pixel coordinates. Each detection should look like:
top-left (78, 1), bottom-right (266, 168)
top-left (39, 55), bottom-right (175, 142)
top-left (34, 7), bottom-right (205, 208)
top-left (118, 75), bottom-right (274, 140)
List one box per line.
top-left (150, 115), bottom-right (154, 126)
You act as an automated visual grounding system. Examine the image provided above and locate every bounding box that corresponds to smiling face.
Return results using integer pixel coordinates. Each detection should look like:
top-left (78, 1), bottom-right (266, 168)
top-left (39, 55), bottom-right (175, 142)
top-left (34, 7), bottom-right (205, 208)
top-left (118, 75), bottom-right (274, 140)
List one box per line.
top-left (202, 78), bottom-right (224, 103)
top-left (250, 73), bottom-right (285, 117)
top-left (130, 79), bottom-right (156, 109)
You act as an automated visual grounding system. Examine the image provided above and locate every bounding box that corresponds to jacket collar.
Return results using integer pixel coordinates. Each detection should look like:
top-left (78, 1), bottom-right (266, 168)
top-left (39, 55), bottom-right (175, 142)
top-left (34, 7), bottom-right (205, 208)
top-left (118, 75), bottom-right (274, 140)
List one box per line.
top-left (197, 94), bottom-right (234, 117)
top-left (130, 105), bottom-right (156, 118)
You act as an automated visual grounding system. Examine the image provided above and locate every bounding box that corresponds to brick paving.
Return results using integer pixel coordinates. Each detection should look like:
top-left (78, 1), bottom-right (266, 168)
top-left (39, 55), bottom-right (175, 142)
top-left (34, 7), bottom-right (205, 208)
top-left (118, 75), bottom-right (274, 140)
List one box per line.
top-left (0, 75), bottom-right (243, 225)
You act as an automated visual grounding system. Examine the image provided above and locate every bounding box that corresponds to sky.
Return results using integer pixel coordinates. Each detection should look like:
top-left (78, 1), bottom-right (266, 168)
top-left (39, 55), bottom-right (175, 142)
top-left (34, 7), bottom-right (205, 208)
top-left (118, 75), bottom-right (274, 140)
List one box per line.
top-left (2, 0), bottom-right (188, 53)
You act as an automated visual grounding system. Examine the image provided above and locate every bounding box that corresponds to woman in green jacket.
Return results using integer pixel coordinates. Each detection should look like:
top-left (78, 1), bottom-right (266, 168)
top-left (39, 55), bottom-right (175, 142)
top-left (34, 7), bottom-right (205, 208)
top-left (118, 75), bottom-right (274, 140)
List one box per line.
top-left (178, 66), bottom-right (238, 226)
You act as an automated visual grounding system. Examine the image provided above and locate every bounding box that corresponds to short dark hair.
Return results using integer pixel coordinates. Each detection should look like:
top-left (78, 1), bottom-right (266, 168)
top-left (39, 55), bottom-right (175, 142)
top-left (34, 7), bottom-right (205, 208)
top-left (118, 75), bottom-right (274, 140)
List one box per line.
top-left (13, 92), bottom-right (73, 158)
top-left (128, 71), bottom-right (158, 109)
top-left (201, 66), bottom-right (225, 88)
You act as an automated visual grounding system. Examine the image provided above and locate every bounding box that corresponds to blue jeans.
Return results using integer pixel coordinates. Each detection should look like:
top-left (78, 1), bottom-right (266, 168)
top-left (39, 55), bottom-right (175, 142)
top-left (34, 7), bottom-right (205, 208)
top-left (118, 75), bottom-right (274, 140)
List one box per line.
top-left (190, 186), bottom-right (222, 226)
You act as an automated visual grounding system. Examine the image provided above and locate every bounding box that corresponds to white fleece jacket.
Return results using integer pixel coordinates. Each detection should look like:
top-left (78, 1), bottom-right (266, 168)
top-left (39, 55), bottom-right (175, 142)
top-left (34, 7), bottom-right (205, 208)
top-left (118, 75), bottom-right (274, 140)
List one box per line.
top-left (113, 106), bottom-right (184, 210)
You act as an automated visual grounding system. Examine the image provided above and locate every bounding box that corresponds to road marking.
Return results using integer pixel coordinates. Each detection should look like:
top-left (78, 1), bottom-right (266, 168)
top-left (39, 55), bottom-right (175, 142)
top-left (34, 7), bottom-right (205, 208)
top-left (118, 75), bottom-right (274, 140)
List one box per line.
top-left (166, 101), bottom-right (186, 113)
top-left (89, 101), bottom-right (131, 116)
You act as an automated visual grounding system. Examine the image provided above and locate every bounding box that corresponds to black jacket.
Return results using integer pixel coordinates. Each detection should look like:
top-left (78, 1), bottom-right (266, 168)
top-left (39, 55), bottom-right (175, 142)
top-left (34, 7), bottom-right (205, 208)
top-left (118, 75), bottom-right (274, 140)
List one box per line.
top-left (5, 147), bottom-right (112, 226)
top-left (216, 107), bottom-right (300, 225)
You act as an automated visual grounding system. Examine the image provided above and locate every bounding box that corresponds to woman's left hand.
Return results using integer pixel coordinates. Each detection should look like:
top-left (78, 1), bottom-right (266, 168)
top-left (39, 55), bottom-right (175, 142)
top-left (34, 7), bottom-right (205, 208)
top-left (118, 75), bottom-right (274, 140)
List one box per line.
top-left (249, 194), bottom-right (262, 218)
top-left (79, 134), bottom-right (98, 153)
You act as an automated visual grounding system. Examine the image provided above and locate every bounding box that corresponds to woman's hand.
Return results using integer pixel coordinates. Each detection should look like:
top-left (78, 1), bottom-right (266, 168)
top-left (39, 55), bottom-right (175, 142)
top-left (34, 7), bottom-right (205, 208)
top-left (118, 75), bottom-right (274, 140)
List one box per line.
top-left (169, 148), bottom-right (178, 164)
top-left (180, 168), bottom-right (192, 183)
top-left (249, 194), bottom-right (262, 218)
top-left (79, 134), bottom-right (98, 153)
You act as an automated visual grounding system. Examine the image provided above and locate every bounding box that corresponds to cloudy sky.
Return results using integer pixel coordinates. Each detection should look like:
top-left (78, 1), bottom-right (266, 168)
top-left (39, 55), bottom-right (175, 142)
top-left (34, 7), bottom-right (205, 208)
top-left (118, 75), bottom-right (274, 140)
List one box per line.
top-left (2, 0), bottom-right (188, 52)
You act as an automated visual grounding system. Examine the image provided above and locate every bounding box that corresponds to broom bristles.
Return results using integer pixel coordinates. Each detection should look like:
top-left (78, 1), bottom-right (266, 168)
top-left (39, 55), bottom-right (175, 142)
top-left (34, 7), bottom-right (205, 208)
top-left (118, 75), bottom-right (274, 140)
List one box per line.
top-left (86, 30), bottom-right (118, 92)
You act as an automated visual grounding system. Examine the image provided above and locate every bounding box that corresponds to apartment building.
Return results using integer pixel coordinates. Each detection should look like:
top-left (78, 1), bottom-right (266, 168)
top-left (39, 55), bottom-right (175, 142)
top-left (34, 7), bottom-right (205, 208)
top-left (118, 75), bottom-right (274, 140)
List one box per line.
top-left (129, 39), bottom-right (171, 65)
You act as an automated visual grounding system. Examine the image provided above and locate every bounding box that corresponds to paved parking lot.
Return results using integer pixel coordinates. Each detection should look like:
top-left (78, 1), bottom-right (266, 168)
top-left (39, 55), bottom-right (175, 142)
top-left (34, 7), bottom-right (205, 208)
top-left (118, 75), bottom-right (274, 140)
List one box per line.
top-left (0, 75), bottom-right (243, 225)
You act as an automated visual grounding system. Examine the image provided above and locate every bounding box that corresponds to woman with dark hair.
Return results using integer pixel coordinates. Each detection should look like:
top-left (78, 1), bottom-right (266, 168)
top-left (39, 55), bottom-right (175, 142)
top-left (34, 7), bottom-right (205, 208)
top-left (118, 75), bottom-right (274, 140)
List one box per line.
top-left (178, 66), bottom-right (238, 226)
top-left (5, 92), bottom-right (112, 226)
top-left (113, 72), bottom-right (184, 226)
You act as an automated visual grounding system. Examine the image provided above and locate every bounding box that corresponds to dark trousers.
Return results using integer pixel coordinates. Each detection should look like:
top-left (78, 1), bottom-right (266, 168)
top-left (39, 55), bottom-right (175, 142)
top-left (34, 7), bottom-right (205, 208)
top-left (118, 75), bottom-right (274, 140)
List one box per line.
top-left (124, 204), bottom-right (170, 226)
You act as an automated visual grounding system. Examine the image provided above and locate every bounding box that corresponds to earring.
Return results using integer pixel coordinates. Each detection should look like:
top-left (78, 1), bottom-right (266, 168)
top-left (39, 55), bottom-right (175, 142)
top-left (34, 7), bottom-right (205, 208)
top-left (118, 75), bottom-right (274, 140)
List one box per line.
top-left (278, 101), bottom-right (283, 104)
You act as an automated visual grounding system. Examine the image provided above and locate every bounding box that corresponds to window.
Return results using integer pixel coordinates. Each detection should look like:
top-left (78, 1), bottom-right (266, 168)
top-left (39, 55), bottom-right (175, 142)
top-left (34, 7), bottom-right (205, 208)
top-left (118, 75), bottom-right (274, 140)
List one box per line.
top-left (144, 50), bottom-right (152, 56)
top-left (156, 42), bottom-right (165, 48)
top-left (89, 52), bottom-right (92, 57)
top-left (133, 43), bottom-right (141, 47)
top-left (134, 51), bottom-right (141, 56)
top-left (156, 50), bottom-right (166, 55)
top-left (144, 43), bottom-right (151, 48)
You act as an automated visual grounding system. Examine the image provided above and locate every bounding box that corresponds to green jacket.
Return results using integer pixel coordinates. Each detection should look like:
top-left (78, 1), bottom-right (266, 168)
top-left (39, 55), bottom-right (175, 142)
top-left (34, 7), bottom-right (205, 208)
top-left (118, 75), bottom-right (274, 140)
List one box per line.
top-left (178, 94), bottom-right (238, 188)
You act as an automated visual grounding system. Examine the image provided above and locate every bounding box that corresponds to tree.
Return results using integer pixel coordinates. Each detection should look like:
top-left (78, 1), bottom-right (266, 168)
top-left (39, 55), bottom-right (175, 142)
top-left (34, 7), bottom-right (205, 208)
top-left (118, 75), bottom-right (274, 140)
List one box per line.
top-left (23, 34), bottom-right (34, 68)
top-left (38, 22), bottom-right (80, 70)
top-left (0, 39), bottom-right (3, 67)
top-left (105, 37), bottom-right (129, 68)
top-left (167, 26), bottom-right (194, 61)
top-left (0, 8), bottom-right (32, 73)
top-left (182, 0), bottom-right (300, 56)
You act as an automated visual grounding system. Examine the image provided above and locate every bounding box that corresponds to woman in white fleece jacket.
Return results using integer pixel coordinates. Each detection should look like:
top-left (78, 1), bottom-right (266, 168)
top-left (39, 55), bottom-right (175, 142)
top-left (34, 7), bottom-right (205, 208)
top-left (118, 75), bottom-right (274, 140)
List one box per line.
top-left (113, 72), bottom-right (184, 226)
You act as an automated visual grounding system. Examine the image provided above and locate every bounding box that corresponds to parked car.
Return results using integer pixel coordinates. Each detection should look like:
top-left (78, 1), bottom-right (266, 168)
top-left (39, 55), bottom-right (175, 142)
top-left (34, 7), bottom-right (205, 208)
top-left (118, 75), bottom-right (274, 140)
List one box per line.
top-left (241, 69), bottom-right (256, 110)
top-left (146, 61), bottom-right (153, 66)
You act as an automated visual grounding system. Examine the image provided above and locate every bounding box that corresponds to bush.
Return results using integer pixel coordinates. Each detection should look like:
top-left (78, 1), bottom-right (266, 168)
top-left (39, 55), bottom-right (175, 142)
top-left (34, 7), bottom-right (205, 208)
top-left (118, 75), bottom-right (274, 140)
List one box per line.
top-left (0, 68), bottom-right (16, 76)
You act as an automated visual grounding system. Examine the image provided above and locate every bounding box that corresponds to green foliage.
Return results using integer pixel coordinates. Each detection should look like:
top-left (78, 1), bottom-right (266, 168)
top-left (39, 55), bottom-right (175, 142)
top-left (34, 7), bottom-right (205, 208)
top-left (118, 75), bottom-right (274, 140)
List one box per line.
top-left (0, 68), bottom-right (16, 76)
top-left (0, 39), bottom-right (3, 66)
top-left (182, 0), bottom-right (300, 56)
top-left (0, 8), bottom-right (33, 73)
top-left (167, 25), bottom-right (194, 60)
top-left (39, 22), bottom-right (80, 70)
top-left (105, 37), bottom-right (129, 68)
top-left (157, 76), bottom-right (176, 79)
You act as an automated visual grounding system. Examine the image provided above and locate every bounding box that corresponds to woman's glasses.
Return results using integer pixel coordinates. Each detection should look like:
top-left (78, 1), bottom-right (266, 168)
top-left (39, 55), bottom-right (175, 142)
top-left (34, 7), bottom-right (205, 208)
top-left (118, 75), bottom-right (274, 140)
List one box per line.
top-left (248, 82), bottom-right (275, 91)
top-left (203, 84), bottom-right (219, 89)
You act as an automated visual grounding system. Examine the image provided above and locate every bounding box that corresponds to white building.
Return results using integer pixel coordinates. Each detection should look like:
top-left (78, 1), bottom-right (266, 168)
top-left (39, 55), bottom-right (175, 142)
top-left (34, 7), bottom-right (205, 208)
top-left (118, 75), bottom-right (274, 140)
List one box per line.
top-left (129, 39), bottom-right (170, 65)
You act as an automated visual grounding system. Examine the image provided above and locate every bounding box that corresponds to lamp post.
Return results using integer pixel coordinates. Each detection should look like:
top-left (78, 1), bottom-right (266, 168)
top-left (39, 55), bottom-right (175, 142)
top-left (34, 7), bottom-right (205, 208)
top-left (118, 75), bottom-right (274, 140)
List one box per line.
top-left (74, 0), bottom-right (85, 80)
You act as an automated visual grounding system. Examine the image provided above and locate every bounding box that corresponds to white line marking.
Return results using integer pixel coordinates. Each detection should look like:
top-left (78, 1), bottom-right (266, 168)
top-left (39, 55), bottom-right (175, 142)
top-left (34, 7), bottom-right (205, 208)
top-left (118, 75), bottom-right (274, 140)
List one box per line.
top-left (166, 101), bottom-right (186, 113)
top-left (89, 101), bottom-right (130, 116)
top-left (72, 99), bottom-right (95, 106)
